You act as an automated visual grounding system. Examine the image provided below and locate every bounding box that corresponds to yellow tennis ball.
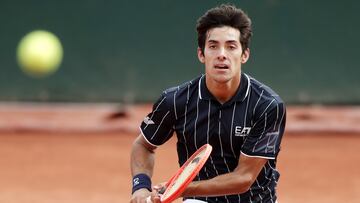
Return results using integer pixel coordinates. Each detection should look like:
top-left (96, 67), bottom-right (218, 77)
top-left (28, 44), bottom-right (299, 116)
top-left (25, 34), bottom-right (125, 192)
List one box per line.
top-left (17, 30), bottom-right (63, 77)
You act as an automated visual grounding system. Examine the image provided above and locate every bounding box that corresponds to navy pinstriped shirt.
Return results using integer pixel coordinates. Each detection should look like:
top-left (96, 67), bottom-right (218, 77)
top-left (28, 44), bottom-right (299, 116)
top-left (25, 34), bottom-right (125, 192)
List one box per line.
top-left (140, 73), bottom-right (286, 203)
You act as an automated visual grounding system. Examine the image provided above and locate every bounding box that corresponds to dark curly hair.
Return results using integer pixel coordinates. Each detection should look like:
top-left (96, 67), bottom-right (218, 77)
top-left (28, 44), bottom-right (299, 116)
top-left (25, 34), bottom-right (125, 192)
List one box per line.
top-left (196, 4), bottom-right (252, 54)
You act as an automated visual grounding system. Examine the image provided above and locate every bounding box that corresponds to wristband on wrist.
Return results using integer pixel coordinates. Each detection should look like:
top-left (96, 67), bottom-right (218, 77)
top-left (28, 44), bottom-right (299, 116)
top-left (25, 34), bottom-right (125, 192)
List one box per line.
top-left (132, 173), bottom-right (152, 194)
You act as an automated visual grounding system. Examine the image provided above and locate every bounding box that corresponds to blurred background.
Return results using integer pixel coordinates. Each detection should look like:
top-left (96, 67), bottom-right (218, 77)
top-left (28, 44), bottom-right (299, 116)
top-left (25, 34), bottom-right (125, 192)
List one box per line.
top-left (0, 0), bottom-right (359, 203)
top-left (1, 0), bottom-right (359, 103)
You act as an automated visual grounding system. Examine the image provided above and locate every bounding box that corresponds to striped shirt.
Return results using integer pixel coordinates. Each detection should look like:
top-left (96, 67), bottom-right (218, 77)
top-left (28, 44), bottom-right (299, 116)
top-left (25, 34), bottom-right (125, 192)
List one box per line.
top-left (140, 73), bottom-right (286, 203)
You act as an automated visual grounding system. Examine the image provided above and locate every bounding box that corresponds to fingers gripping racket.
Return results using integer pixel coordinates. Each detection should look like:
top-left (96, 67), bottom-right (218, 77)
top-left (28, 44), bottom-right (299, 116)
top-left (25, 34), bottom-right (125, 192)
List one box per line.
top-left (147, 144), bottom-right (212, 203)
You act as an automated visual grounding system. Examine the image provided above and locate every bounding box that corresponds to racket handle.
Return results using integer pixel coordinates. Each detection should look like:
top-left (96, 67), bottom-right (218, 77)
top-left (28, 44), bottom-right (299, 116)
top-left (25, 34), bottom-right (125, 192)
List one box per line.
top-left (146, 196), bottom-right (152, 203)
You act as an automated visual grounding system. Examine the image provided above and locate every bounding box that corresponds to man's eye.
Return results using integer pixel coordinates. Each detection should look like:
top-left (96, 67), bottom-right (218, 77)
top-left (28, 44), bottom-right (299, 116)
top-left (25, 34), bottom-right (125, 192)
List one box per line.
top-left (209, 45), bottom-right (216, 49)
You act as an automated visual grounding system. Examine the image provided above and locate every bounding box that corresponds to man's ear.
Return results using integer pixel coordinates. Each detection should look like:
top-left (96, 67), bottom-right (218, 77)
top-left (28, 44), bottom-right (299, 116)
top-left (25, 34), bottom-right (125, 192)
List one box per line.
top-left (241, 48), bottom-right (250, 64)
top-left (197, 47), bottom-right (205, 63)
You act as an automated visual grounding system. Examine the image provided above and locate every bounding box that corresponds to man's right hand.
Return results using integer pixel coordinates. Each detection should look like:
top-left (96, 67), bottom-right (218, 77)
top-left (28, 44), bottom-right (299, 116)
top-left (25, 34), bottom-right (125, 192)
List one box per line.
top-left (130, 188), bottom-right (151, 203)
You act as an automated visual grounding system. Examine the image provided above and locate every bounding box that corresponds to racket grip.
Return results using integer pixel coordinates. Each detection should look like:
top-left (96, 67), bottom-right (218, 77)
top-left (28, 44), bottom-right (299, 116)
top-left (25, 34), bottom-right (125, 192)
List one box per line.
top-left (146, 196), bottom-right (152, 203)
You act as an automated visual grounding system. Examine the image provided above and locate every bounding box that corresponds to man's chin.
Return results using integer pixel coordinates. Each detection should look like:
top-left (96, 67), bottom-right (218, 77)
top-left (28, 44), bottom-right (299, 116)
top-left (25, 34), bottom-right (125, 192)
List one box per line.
top-left (212, 76), bottom-right (232, 84)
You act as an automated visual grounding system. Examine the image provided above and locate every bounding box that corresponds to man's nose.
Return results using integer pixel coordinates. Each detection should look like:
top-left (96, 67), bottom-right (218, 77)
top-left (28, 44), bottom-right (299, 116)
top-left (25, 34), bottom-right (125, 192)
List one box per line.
top-left (217, 48), bottom-right (227, 60)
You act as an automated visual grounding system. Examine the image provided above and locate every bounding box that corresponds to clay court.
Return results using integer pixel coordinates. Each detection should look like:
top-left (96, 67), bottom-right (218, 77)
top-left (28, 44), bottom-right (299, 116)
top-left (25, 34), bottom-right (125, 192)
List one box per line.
top-left (0, 104), bottom-right (359, 203)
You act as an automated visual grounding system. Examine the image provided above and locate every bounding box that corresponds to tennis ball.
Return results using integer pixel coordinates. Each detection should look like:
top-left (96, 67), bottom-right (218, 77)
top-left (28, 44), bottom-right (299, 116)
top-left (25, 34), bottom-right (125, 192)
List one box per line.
top-left (17, 30), bottom-right (63, 77)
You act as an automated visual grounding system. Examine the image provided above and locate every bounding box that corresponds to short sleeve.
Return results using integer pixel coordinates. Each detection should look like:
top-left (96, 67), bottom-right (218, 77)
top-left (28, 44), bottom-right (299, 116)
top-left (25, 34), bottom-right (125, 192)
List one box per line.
top-left (140, 93), bottom-right (175, 146)
top-left (241, 101), bottom-right (286, 159)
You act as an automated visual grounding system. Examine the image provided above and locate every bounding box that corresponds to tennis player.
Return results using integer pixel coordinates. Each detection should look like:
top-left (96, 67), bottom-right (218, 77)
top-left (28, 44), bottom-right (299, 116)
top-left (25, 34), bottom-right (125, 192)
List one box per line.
top-left (130, 4), bottom-right (286, 203)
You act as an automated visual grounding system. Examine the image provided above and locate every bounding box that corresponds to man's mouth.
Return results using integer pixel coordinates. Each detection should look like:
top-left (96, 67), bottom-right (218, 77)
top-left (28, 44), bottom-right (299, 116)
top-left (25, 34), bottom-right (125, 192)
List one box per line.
top-left (214, 64), bottom-right (229, 69)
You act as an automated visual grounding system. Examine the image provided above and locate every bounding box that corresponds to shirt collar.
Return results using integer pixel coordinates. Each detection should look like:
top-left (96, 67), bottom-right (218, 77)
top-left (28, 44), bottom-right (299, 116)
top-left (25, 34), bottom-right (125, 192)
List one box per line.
top-left (198, 73), bottom-right (250, 103)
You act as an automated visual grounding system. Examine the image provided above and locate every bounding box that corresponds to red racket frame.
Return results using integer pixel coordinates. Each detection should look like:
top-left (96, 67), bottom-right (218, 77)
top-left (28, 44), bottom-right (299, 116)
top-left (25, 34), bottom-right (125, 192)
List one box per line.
top-left (160, 144), bottom-right (212, 203)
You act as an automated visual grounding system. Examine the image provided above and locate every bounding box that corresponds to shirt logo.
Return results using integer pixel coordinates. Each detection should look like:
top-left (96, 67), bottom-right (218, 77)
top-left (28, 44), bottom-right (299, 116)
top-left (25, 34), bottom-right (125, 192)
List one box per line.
top-left (235, 126), bottom-right (251, 137)
top-left (143, 116), bottom-right (155, 125)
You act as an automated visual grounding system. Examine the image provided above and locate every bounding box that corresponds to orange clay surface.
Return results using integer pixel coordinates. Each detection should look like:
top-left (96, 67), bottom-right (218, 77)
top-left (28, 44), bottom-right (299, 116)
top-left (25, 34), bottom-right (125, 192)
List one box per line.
top-left (0, 104), bottom-right (359, 203)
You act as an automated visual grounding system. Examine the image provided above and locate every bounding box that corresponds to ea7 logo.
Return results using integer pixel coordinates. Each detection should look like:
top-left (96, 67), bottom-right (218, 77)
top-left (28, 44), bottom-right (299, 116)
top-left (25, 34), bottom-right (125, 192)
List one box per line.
top-left (235, 126), bottom-right (251, 137)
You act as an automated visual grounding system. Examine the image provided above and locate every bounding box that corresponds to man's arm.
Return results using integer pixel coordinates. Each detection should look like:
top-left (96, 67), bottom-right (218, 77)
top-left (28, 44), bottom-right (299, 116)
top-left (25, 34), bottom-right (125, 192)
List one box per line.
top-left (131, 135), bottom-right (156, 176)
top-left (130, 135), bottom-right (158, 202)
top-left (182, 153), bottom-right (268, 197)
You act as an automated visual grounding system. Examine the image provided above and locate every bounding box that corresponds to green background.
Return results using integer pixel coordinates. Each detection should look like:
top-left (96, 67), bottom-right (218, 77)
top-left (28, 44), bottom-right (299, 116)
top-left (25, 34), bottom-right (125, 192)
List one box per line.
top-left (0, 0), bottom-right (359, 104)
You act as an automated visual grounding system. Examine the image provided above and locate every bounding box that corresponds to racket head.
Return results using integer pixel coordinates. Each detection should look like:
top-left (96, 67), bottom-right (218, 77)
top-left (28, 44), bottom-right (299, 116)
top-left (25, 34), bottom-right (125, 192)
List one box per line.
top-left (160, 144), bottom-right (212, 203)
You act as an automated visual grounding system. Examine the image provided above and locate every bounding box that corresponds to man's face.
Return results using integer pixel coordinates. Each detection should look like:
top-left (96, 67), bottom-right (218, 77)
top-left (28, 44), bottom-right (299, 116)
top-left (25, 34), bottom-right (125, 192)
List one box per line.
top-left (198, 26), bottom-right (249, 84)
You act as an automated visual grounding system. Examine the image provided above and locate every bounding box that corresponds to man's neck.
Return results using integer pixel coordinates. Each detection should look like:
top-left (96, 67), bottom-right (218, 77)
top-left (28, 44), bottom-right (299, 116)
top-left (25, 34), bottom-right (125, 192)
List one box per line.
top-left (206, 75), bottom-right (241, 104)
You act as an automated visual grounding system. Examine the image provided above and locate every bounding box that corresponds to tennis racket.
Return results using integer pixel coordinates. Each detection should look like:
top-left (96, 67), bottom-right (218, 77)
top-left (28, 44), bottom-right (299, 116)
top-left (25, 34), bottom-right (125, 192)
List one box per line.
top-left (147, 144), bottom-right (212, 203)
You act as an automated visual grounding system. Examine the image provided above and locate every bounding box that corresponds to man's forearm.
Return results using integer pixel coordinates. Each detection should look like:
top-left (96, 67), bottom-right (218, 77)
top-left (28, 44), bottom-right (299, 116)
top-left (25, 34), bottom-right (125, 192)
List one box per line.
top-left (130, 136), bottom-right (156, 176)
top-left (182, 171), bottom-right (253, 197)
top-left (182, 155), bottom-right (267, 197)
